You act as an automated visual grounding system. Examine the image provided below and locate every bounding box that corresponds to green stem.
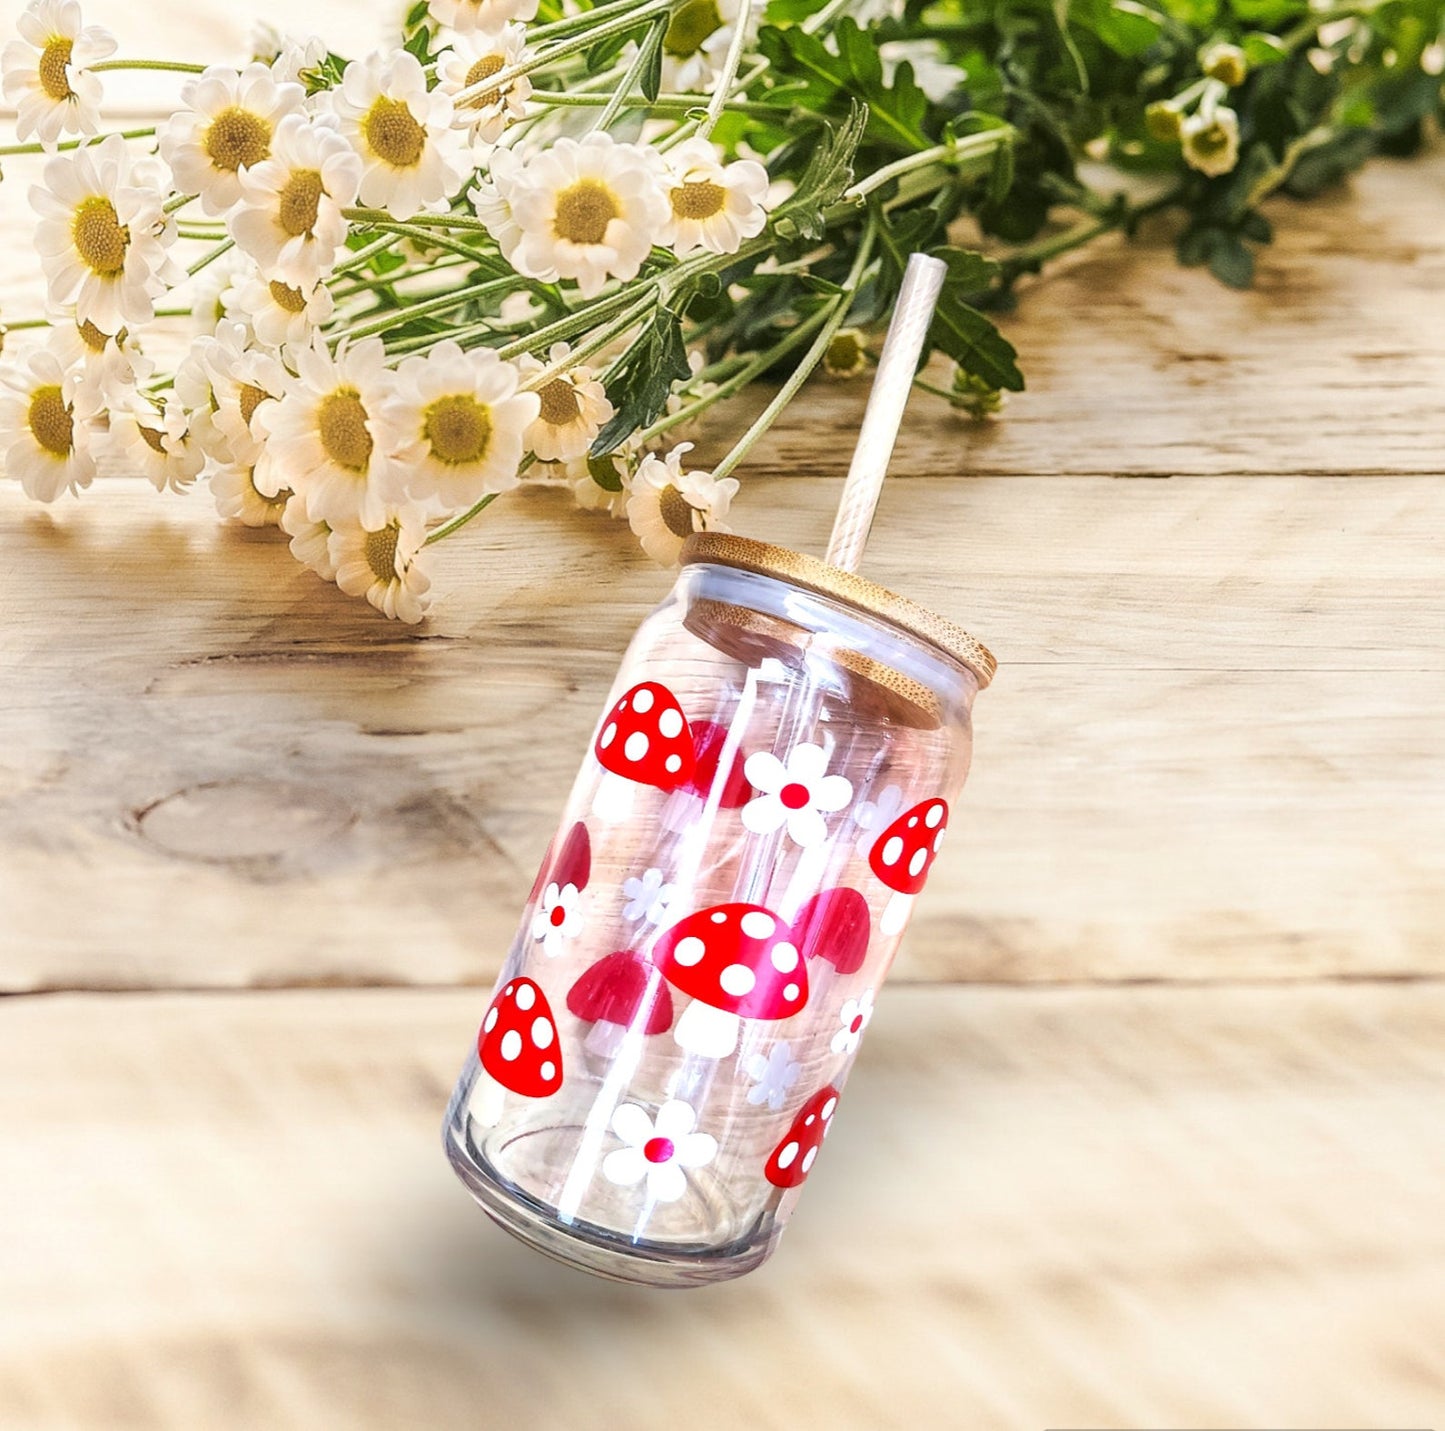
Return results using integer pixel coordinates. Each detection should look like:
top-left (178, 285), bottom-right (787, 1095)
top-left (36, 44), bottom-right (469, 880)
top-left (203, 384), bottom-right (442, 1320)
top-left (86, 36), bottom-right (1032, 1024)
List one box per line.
top-left (528, 0), bottom-right (657, 43)
top-left (847, 130), bottom-right (1013, 203)
top-left (594, 16), bottom-right (668, 132)
top-left (333, 275), bottom-right (523, 341)
top-left (697, 0), bottom-right (754, 140)
top-left (423, 493), bottom-right (499, 546)
top-left (164, 192), bottom-right (198, 214)
top-left (0, 317), bottom-right (52, 334)
top-left (0, 125), bottom-right (155, 157)
top-left (186, 238), bottom-right (234, 277)
top-left (342, 208), bottom-right (493, 233)
top-left (501, 287), bottom-right (656, 363)
top-left (89, 59), bottom-right (206, 74)
top-left (711, 221), bottom-right (878, 483)
top-left (527, 90), bottom-right (782, 116)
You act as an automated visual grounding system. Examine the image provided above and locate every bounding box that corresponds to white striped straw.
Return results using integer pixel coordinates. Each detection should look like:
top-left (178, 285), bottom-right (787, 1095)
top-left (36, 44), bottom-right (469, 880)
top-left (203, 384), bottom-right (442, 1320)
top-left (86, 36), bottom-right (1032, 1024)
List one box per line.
top-left (823, 252), bottom-right (948, 573)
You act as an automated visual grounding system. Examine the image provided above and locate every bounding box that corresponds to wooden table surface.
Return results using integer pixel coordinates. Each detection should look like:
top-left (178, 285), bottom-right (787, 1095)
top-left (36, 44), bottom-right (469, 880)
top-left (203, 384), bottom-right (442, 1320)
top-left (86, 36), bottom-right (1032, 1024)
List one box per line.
top-left (3, 5), bottom-right (1444, 1427)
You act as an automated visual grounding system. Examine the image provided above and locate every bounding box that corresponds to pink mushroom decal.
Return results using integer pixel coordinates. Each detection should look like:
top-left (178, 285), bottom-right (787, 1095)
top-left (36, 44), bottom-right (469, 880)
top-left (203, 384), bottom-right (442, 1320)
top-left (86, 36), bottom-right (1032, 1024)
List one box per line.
top-left (764, 1085), bottom-right (840, 1188)
top-left (653, 902), bottom-right (807, 1058)
top-left (566, 950), bottom-right (674, 1058)
top-left (869, 797), bottom-right (948, 935)
top-left (526, 819), bottom-right (590, 906)
top-left (661, 718), bottom-right (752, 830)
top-left (792, 886), bottom-right (871, 976)
top-left (591, 681), bottom-right (695, 824)
top-left (476, 977), bottom-right (564, 1116)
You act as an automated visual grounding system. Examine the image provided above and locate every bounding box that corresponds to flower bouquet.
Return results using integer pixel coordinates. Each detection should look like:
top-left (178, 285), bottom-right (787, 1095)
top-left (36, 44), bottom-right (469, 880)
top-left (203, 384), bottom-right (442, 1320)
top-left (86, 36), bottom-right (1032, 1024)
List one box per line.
top-left (1, 0), bottom-right (1439, 619)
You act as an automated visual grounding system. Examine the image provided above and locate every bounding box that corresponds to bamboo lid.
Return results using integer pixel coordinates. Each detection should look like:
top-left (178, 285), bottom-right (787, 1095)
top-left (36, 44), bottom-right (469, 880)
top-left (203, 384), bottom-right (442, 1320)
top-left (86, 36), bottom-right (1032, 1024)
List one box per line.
top-left (679, 533), bottom-right (996, 690)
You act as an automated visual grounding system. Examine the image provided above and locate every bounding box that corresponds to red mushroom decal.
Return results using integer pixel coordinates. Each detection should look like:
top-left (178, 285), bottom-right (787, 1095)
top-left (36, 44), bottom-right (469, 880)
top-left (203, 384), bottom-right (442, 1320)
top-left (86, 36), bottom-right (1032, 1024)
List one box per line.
top-left (653, 902), bottom-right (807, 1058)
top-left (477, 977), bottom-right (564, 1099)
top-left (869, 797), bottom-right (948, 935)
top-left (591, 681), bottom-right (695, 824)
top-left (764, 1085), bottom-right (840, 1188)
top-left (566, 950), bottom-right (674, 1058)
top-left (661, 718), bottom-right (753, 830)
top-left (792, 886), bottom-right (871, 976)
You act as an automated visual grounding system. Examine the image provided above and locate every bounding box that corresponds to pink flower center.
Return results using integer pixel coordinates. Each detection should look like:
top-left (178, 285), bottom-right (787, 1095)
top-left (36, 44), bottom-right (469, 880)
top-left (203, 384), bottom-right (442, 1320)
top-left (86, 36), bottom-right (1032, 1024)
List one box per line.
top-left (779, 782), bottom-right (810, 810)
top-left (849, 1014), bottom-right (864, 1033)
top-left (643, 1136), bottom-right (675, 1164)
top-left (549, 904), bottom-right (567, 928)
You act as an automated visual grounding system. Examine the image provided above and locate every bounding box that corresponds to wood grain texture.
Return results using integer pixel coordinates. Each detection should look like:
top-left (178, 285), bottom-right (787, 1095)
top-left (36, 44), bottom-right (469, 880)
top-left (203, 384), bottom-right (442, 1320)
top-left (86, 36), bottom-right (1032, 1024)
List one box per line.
top-left (2, 985), bottom-right (1442, 1431)
top-left (2, 474), bottom-right (1441, 990)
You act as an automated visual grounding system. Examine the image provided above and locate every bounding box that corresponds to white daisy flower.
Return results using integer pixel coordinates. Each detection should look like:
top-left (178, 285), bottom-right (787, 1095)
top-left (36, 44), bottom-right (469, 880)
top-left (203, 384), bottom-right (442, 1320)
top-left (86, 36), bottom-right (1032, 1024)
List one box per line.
top-left (1182, 101), bottom-right (1241, 178)
top-left (741, 742), bottom-right (853, 848)
top-left (530, 879), bottom-right (583, 957)
top-left (201, 321), bottom-right (288, 468)
top-left (602, 1099), bottom-right (717, 1204)
top-left (331, 50), bottom-right (471, 221)
top-left (256, 29), bottom-right (327, 89)
top-left (31, 135), bottom-right (180, 334)
top-left (376, 339), bottom-right (537, 515)
top-left (620, 866), bottom-right (676, 925)
top-left (830, 989), bottom-right (875, 1056)
top-left (49, 313), bottom-right (153, 414)
top-left (114, 395), bottom-right (205, 493)
top-left (435, 25), bottom-right (531, 149)
top-left (0, 342), bottom-right (97, 501)
top-left (159, 63), bottom-right (305, 217)
top-left (625, 441), bottom-right (737, 566)
top-left (427, 0), bottom-right (538, 36)
top-left (228, 114), bottom-right (362, 288)
top-left (468, 143), bottom-right (525, 259)
top-left (210, 461), bottom-right (291, 527)
top-left (743, 1040), bottom-right (802, 1111)
top-left (171, 320), bottom-right (259, 465)
top-left (328, 504), bottom-right (433, 623)
top-left (255, 334), bottom-right (399, 527)
top-left (879, 39), bottom-right (966, 102)
top-left (280, 491), bottom-right (335, 580)
top-left (660, 0), bottom-right (741, 93)
top-left (571, 454), bottom-right (630, 518)
top-left (227, 265), bottom-right (334, 348)
top-left (853, 782), bottom-right (905, 858)
top-left (516, 342), bottom-right (613, 463)
top-left (2, 0), bottom-right (116, 147)
top-left (658, 137), bottom-right (768, 257)
top-left (507, 132), bottom-right (669, 298)
top-left (188, 250), bottom-right (248, 335)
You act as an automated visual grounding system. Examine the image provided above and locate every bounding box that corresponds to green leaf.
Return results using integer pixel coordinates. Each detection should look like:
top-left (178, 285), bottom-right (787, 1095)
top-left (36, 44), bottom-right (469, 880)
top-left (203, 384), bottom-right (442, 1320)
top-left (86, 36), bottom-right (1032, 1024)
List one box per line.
top-left (931, 290), bottom-right (1026, 391)
top-left (1240, 31), bottom-right (1289, 68)
top-left (769, 102), bottom-right (867, 240)
top-left (589, 310), bottom-right (691, 456)
top-left (1207, 233), bottom-right (1255, 288)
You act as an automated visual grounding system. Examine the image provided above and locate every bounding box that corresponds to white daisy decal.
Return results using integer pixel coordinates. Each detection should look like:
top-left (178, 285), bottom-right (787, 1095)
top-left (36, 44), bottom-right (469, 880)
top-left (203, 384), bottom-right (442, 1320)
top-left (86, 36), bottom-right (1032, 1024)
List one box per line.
top-left (620, 866), bottom-right (677, 926)
top-left (602, 1099), bottom-right (717, 1203)
top-left (830, 989), bottom-right (875, 1056)
top-left (530, 880), bottom-right (583, 957)
top-left (853, 782), bottom-right (904, 858)
top-left (743, 1039), bottom-right (802, 1111)
top-left (2, 0), bottom-right (116, 147)
top-left (741, 743), bottom-right (853, 848)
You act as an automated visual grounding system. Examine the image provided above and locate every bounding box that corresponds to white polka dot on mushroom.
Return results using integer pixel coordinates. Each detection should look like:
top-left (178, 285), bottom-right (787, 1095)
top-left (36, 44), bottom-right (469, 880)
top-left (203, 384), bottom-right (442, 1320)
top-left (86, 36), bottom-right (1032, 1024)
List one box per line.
top-left (514, 983), bottom-right (536, 1011)
top-left (720, 963), bottom-right (756, 996)
top-left (802, 1147), bottom-right (818, 1172)
top-left (631, 687), bottom-right (654, 714)
top-left (624, 731), bottom-right (649, 762)
top-left (499, 1029), bottom-right (522, 1062)
top-left (540, 1061), bottom-right (555, 1081)
top-left (821, 1098), bottom-right (837, 1120)
top-left (672, 936), bottom-right (705, 966)
top-left (740, 910), bottom-right (775, 939)
top-left (482, 1008), bottom-right (498, 1033)
top-left (665, 754), bottom-right (681, 773)
top-left (657, 707), bottom-right (683, 738)
top-left (909, 847), bottom-right (928, 877)
top-left (770, 941), bottom-right (798, 972)
top-left (532, 1016), bottom-right (554, 1048)
top-left (776, 1140), bottom-right (798, 1169)
top-left (881, 835), bottom-right (904, 866)
top-left (599, 722), bottom-right (617, 749)
top-left (925, 803), bottom-right (943, 827)
top-left (711, 910), bottom-right (728, 924)
top-left (783, 983), bottom-right (799, 1001)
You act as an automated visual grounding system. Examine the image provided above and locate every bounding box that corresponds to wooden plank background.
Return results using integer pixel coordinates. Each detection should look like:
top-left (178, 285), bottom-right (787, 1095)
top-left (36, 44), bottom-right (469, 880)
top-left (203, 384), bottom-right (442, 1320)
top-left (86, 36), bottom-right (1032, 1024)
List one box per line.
top-left (2, 2), bottom-right (1442, 1426)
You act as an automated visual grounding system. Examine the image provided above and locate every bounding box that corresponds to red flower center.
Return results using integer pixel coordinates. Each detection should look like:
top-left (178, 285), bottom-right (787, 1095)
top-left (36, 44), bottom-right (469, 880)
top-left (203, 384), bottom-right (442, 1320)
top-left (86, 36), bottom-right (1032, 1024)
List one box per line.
top-left (549, 904), bottom-right (567, 927)
top-left (779, 782), bottom-right (810, 810)
top-left (642, 1136), bottom-right (675, 1164)
top-left (849, 1015), bottom-right (864, 1033)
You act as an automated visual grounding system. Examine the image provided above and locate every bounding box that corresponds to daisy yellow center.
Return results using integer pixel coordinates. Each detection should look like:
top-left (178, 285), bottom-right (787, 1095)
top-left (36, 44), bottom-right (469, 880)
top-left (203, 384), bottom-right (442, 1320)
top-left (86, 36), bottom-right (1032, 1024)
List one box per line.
top-left (537, 377), bottom-right (581, 428)
top-left (363, 97), bottom-right (425, 168)
top-left (664, 0), bottom-right (723, 58)
top-left (317, 388), bottom-right (373, 471)
top-left (203, 107), bottom-right (272, 172)
top-left (422, 394), bottom-right (492, 465)
top-left (553, 180), bottom-right (620, 246)
top-left (28, 385), bottom-right (74, 458)
top-left (269, 280), bottom-right (308, 313)
top-left (670, 180), bottom-right (727, 222)
top-left (658, 483), bottom-right (697, 539)
top-left (463, 53), bottom-right (505, 105)
top-left (1191, 122), bottom-right (1231, 157)
top-left (825, 330), bottom-right (865, 374)
top-left (137, 423), bottom-right (167, 454)
top-left (71, 197), bottom-right (129, 277)
top-left (364, 524), bottom-right (401, 583)
top-left (77, 319), bottom-right (112, 353)
top-left (38, 37), bottom-right (74, 102)
top-left (278, 169), bottom-right (323, 237)
top-left (238, 384), bottom-right (268, 427)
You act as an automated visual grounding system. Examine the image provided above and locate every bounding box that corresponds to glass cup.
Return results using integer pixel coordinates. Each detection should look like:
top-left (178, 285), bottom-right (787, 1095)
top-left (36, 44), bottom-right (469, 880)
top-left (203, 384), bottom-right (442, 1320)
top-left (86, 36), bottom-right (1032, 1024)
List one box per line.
top-left (443, 533), bottom-right (995, 1286)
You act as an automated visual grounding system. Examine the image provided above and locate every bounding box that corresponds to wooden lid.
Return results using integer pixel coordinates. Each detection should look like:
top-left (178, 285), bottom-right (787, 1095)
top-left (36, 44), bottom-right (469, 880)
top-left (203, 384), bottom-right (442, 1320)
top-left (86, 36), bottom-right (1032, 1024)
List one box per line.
top-left (680, 533), bottom-right (996, 689)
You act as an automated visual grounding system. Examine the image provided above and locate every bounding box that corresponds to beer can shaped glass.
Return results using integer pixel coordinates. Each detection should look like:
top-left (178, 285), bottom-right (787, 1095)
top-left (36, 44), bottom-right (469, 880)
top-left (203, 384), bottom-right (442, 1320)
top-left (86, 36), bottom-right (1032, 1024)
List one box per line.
top-left (444, 533), bottom-right (994, 1286)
